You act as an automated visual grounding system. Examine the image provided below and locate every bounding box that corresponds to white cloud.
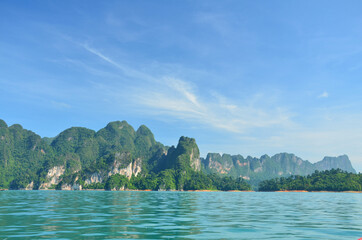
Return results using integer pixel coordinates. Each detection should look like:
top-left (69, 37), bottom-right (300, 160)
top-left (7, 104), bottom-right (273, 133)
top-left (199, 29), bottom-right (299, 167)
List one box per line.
top-left (76, 45), bottom-right (293, 134)
top-left (133, 76), bottom-right (292, 133)
top-left (318, 91), bottom-right (329, 98)
top-left (81, 44), bottom-right (154, 82)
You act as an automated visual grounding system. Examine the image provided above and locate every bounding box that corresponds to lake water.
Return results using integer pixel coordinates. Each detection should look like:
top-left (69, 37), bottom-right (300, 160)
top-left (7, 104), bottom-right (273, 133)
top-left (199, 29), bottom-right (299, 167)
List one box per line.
top-left (0, 191), bottom-right (362, 239)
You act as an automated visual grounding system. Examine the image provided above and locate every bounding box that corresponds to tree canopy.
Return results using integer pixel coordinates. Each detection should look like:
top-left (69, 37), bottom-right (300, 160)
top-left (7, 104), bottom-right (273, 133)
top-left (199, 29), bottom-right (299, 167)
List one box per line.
top-left (259, 169), bottom-right (362, 192)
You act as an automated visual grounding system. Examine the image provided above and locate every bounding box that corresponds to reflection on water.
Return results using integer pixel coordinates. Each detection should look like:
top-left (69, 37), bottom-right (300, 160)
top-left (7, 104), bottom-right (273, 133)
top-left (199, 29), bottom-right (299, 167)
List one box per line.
top-left (0, 191), bottom-right (362, 239)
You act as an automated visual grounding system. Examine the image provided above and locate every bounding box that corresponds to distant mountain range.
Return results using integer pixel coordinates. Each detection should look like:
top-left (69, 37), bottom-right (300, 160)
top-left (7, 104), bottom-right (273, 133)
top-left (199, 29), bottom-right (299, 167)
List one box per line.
top-left (0, 119), bottom-right (356, 190)
top-left (201, 153), bottom-right (355, 186)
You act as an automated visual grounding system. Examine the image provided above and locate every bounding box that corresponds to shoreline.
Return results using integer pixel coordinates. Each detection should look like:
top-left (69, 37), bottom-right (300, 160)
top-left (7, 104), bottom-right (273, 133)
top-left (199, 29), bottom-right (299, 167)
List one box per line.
top-left (1, 189), bottom-right (361, 193)
top-left (269, 190), bottom-right (362, 193)
top-left (275, 190), bottom-right (308, 192)
top-left (227, 190), bottom-right (255, 192)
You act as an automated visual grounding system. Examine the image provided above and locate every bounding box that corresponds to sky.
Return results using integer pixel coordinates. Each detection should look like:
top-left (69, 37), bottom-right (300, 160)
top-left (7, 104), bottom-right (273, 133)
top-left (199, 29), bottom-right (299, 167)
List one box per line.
top-left (1, 1), bottom-right (362, 172)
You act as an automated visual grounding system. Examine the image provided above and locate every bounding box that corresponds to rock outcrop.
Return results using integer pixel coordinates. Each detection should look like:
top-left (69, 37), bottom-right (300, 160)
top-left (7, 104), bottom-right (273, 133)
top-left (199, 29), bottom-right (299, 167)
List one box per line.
top-left (24, 181), bottom-right (34, 190)
top-left (85, 172), bottom-right (104, 184)
top-left (314, 155), bottom-right (356, 173)
top-left (61, 183), bottom-right (82, 191)
top-left (39, 166), bottom-right (65, 189)
top-left (107, 153), bottom-right (142, 179)
top-left (164, 136), bottom-right (201, 172)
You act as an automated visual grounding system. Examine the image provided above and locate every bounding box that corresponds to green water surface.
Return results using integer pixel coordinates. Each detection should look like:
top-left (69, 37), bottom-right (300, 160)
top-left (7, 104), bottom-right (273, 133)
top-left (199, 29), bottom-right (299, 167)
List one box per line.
top-left (0, 191), bottom-right (361, 239)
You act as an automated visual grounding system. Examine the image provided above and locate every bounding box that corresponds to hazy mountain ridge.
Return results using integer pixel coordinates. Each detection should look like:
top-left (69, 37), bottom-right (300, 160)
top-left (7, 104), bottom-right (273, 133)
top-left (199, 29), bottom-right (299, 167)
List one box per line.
top-left (201, 152), bottom-right (356, 186)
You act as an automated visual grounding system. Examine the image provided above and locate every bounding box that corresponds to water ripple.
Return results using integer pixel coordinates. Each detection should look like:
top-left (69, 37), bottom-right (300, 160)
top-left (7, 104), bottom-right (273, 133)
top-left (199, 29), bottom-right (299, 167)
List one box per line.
top-left (0, 191), bottom-right (362, 239)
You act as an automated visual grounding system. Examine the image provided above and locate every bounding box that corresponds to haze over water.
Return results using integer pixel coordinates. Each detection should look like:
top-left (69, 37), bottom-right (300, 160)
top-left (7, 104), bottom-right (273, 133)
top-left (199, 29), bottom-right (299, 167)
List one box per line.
top-left (1, 191), bottom-right (362, 239)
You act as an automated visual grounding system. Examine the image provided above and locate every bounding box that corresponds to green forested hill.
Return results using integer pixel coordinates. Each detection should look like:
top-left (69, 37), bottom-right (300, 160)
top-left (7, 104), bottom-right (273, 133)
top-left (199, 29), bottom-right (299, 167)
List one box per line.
top-left (0, 119), bottom-right (250, 191)
top-left (259, 169), bottom-right (362, 192)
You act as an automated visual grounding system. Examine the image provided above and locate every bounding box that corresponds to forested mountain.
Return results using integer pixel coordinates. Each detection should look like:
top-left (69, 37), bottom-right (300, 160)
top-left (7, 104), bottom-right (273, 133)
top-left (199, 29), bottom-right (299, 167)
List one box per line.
top-left (0, 119), bottom-right (166, 189)
top-left (0, 119), bottom-right (56, 189)
top-left (0, 119), bottom-right (250, 191)
top-left (0, 119), bottom-right (356, 190)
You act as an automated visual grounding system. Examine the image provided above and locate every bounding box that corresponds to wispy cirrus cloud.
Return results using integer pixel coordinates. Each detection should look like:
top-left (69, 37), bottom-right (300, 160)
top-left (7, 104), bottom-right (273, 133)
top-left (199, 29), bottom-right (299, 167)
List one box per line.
top-left (134, 77), bottom-right (292, 133)
top-left (78, 44), bottom-right (292, 134)
top-left (81, 44), bottom-right (155, 82)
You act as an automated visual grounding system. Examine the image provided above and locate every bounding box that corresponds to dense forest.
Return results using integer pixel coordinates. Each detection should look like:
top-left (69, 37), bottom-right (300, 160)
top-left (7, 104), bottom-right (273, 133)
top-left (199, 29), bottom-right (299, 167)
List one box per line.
top-left (258, 169), bottom-right (362, 192)
top-left (73, 172), bottom-right (251, 191)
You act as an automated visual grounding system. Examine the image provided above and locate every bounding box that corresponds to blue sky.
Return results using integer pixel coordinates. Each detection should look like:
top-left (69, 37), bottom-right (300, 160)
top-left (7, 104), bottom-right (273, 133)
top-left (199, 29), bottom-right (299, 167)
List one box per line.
top-left (1, 1), bottom-right (362, 171)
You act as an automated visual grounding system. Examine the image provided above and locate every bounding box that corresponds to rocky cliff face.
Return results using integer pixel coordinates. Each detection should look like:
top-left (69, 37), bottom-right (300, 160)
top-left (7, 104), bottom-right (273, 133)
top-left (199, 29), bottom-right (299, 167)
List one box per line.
top-left (202, 153), bottom-right (356, 184)
top-left (132, 158), bottom-right (143, 176)
top-left (54, 151), bottom-right (144, 190)
top-left (168, 136), bottom-right (201, 172)
top-left (39, 166), bottom-right (65, 189)
top-left (61, 183), bottom-right (82, 191)
top-left (107, 152), bottom-right (142, 179)
top-left (24, 181), bottom-right (34, 190)
top-left (314, 155), bottom-right (356, 173)
top-left (190, 147), bottom-right (201, 171)
top-left (47, 166), bottom-right (66, 184)
top-left (204, 153), bottom-right (234, 174)
top-left (85, 172), bottom-right (104, 184)
top-left (107, 158), bottom-right (142, 180)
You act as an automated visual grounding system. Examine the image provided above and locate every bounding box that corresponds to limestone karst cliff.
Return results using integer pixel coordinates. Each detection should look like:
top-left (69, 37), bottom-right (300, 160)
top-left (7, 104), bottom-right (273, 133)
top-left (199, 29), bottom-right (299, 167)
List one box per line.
top-left (0, 118), bottom-right (356, 190)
